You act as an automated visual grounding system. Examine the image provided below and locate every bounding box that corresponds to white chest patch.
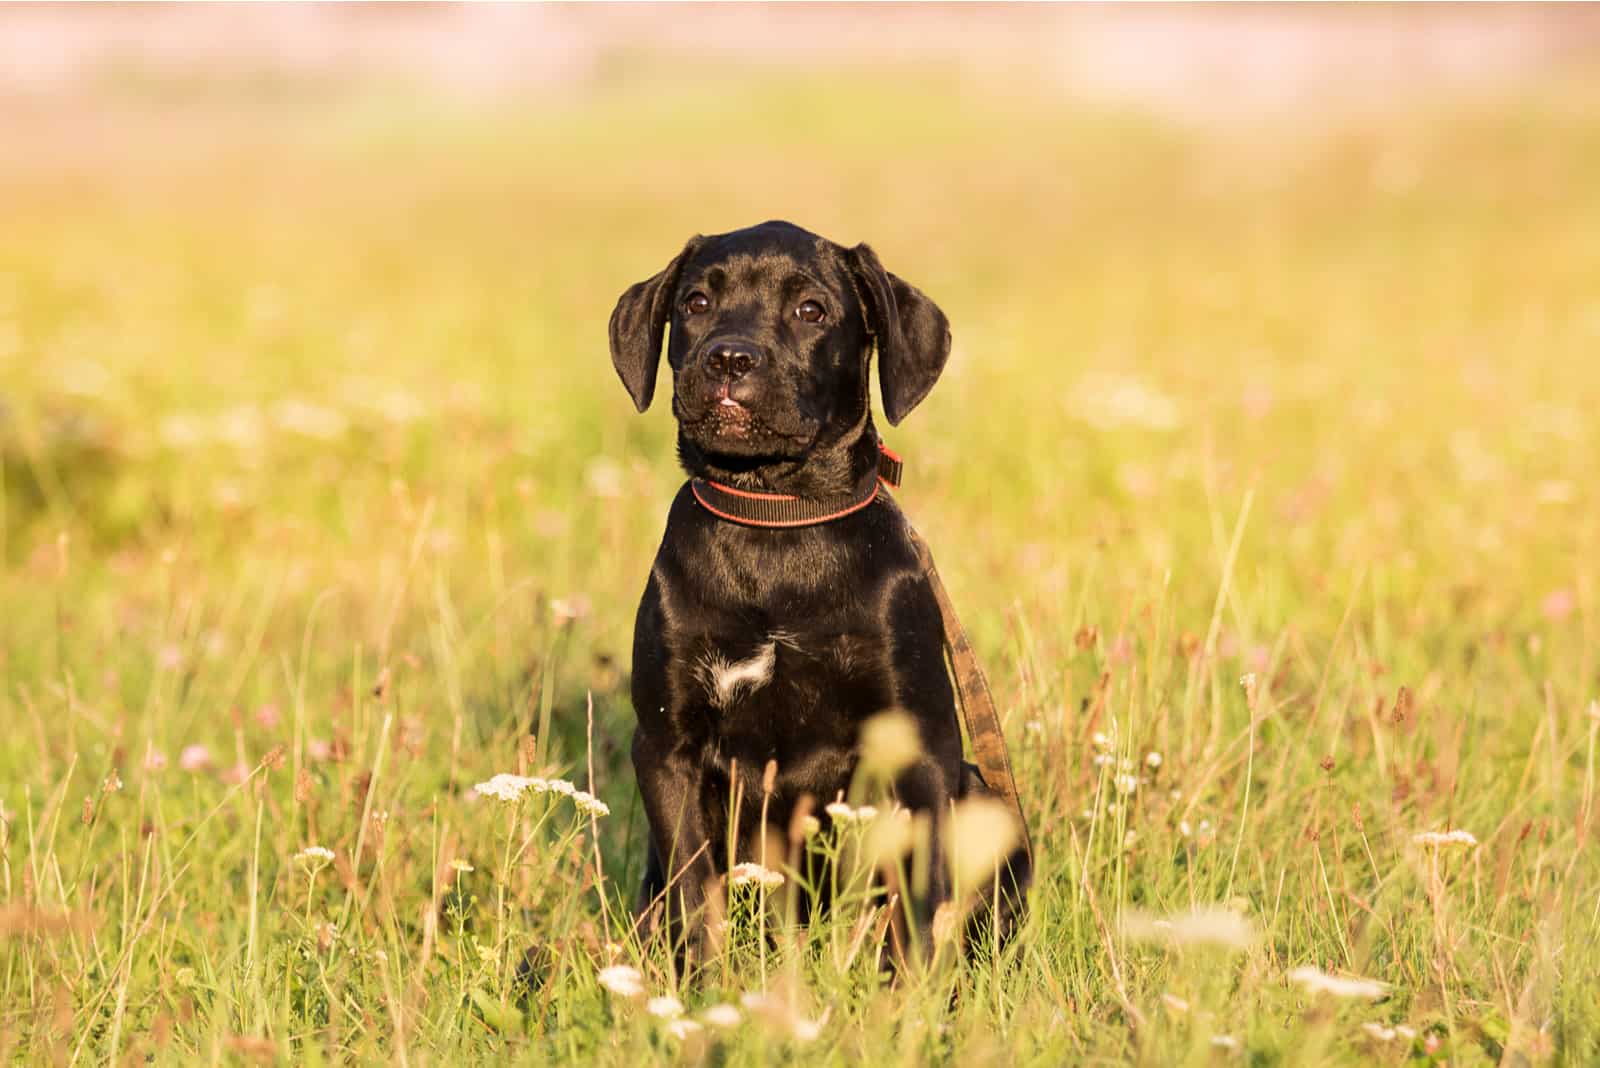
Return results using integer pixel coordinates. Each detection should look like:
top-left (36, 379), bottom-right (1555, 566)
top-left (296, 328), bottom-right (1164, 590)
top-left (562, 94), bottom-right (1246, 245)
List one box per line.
top-left (696, 640), bottom-right (778, 709)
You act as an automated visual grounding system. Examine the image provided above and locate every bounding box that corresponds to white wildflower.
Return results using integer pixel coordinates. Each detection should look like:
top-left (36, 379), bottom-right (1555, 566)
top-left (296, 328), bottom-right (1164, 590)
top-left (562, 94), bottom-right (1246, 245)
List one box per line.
top-left (1123, 830), bottom-right (1137, 849)
top-left (1179, 820), bottom-right (1193, 838)
top-left (572, 790), bottom-right (611, 817)
top-left (824, 801), bottom-right (876, 825)
top-left (597, 965), bottom-right (644, 998)
top-left (799, 815), bottom-right (821, 837)
top-left (1161, 993), bottom-right (1190, 1015)
top-left (666, 1018), bottom-right (702, 1040)
top-left (473, 774), bottom-right (543, 803)
top-left (179, 744), bottom-right (213, 771)
top-left (1121, 906), bottom-right (1256, 950)
top-left (449, 858), bottom-right (474, 874)
top-left (729, 862), bottom-right (785, 889)
top-left (1361, 1022), bottom-right (1397, 1042)
top-left (1091, 731), bottom-right (1112, 750)
top-left (1093, 753), bottom-right (1115, 768)
top-left (585, 457), bottom-right (625, 499)
top-left (791, 1016), bottom-right (823, 1042)
top-left (701, 1003), bottom-right (741, 1028)
top-left (1413, 829), bottom-right (1478, 848)
top-left (1145, 751), bottom-right (1163, 769)
top-left (1289, 966), bottom-right (1389, 1000)
top-left (647, 995), bottom-right (685, 1019)
top-left (1211, 1035), bottom-right (1239, 1050)
top-left (1115, 773), bottom-right (1139, 796)
top-left (546, 779), bottom-right (576, 797)
top-left (1069, 372), bottom-right (1181, 431)
top-left (273, 399), bottom-right (347, 439)
top-left (295, 845), bottom-right (336, 866)
top-left (1395, 1025), bottom-right (1417, 1040)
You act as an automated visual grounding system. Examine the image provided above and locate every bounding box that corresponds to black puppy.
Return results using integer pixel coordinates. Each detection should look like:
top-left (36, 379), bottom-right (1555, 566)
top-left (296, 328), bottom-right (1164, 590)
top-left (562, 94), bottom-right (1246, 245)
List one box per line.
top-left (609, 220), bottom-right (1026, 967)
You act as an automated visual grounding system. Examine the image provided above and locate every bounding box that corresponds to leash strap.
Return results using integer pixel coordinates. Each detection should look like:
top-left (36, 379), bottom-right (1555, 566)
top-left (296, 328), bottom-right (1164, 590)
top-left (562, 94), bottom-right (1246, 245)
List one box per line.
top-left (907, 528), bottom-right (1035, 866)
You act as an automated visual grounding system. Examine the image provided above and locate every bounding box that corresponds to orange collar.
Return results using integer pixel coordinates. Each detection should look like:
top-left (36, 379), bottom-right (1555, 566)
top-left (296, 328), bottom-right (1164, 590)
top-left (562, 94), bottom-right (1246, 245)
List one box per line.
top-left (689, 442), bottom-right (902, 528)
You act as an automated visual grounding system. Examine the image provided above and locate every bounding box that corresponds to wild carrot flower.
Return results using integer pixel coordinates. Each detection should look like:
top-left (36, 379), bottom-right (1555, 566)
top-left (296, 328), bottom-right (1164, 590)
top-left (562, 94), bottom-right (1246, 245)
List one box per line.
top-left (294, 845), bottom-right (336, 867)
top-left (572, 790), bottom-right (611, 817)
top-left (1288, 966), bottom-right (1389, 999)
top-left (740, 992), bottom-right (824, 1043)
top-left (473, 773), bottom-right (543, 802)
top-left (449, 858), bottom-right (474, 875)
top-left (729, 862), bottom-right (785, 889)
top-left (1121, 906), bottom-right (1256, 950)
top-left (824, 801), bottom-right (876, 825)
top-left (647, 995), bottom-right (685, 1019)
top-left (1115, 773), bottom-right (1139, 796)
top-left (700, 1003), bottom-right (741, 1028)
top-left (597, 965), bottom-right (644, 998)
top-left (666, 1019), bottom-right (702, 1040)
top-left (1145, 751), bottom-right (1163, 769)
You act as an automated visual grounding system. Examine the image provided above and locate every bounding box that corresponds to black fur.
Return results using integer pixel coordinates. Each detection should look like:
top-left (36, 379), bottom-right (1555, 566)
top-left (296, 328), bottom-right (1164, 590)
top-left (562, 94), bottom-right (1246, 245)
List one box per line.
top-left (610, 221), bottom-right (1023, 969)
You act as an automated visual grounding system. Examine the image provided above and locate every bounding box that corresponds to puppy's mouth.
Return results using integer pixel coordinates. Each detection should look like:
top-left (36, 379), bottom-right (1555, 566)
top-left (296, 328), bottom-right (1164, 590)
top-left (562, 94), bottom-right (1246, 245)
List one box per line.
top-left (676, 395), bottom-right (817, 460)
top-left (712, 395), bottom-right (753, 436)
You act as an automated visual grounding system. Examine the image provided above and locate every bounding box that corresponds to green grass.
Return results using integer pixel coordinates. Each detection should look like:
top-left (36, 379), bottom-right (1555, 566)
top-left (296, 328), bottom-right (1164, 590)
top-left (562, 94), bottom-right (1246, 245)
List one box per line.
top-left (2, 64), bottom-right (1599, 1065)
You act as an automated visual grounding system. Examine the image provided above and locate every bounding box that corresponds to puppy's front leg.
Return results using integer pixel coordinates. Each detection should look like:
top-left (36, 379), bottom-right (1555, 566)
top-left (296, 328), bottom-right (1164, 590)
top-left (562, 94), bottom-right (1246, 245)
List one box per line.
top-left (632, 729), bottom-right (719, 969)
top-left (885, 754), bottom-right (957, 967)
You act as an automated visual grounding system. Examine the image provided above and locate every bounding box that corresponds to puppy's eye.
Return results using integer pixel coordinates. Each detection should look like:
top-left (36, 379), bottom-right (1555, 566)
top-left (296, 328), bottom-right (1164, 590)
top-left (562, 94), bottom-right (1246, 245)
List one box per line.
top-left (683, 292), bottom-right (711, 316)
top-left (795, 300), bottom-right (826, 324)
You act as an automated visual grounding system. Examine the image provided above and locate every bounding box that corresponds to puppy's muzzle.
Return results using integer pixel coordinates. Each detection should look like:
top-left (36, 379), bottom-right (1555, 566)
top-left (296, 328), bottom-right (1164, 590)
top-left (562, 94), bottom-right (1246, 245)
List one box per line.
top-left (700, 336), bottom-right (765, 380)
top-left (697, 336), bottom-right (767, 407)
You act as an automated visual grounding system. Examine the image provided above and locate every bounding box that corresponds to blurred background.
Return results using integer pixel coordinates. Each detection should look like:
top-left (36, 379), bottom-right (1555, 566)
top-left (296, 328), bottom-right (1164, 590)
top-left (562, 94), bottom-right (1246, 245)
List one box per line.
top-left (3, 3), bottom-right (1598, 749)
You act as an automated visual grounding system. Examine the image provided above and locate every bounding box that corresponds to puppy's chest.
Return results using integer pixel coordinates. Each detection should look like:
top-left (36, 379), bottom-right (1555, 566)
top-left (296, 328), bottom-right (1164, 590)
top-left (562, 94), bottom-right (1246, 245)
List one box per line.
top-left (684, 625), bottom-right (889, 727)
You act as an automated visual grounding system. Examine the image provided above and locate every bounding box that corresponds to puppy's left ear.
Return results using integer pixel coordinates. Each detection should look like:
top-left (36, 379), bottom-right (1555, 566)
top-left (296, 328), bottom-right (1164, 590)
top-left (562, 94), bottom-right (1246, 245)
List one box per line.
top-left (608, 236), bottom-right (704, 412)
top-left (848, 243), bottom-right (952, 426)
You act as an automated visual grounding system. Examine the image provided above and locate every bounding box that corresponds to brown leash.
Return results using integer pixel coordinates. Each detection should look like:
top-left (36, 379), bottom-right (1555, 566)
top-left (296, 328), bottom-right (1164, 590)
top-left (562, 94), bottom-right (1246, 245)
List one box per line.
top-left (906, 528), bottom-right (1034, 866)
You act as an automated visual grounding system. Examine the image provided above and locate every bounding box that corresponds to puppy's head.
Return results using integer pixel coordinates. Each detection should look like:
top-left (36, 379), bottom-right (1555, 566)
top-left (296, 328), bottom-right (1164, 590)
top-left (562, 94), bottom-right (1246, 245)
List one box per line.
top-left (609, 221), bottom-right (950, 472)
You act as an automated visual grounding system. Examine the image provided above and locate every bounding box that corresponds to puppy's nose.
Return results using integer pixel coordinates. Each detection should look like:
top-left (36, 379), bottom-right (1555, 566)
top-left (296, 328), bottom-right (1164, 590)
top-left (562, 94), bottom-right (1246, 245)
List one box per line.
top-left (702, 338), bottom-right (763, 380)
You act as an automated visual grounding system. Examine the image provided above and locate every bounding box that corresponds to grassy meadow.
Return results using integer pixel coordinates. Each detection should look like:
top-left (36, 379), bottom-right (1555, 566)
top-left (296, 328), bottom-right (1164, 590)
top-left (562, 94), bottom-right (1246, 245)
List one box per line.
top-left (2, 61), bottom-right (1599, 1065)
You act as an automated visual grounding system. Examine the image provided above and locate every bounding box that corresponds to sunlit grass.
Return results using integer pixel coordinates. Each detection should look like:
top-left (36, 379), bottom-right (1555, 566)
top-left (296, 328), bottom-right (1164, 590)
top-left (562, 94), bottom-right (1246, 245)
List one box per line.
top-left (1, 66), bottom-right (1597, 1064)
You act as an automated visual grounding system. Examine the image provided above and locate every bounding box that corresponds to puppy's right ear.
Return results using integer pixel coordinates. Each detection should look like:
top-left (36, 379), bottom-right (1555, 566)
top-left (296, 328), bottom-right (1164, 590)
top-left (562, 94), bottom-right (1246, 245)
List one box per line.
top-left (608, 237), bottom-right (703, 412)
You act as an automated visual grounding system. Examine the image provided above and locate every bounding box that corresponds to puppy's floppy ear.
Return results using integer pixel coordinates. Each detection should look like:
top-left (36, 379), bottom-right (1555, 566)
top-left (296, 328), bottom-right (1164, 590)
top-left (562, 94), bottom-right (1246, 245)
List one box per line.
top-left (608, 236), bottom-right (704, 412)
top-left (848, 243), bottom-right (952, 426)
